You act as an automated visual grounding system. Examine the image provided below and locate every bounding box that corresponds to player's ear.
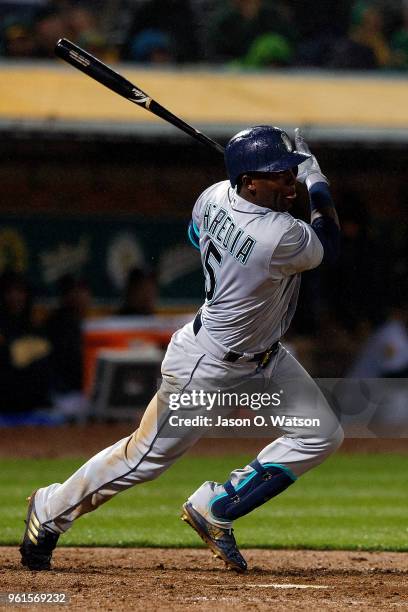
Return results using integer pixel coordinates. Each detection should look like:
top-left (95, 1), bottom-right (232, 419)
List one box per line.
top-left (241, 174), bottom-right (256, 194)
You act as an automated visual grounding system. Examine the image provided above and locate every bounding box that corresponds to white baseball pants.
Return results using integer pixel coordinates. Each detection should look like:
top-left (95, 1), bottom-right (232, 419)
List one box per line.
top-left (35, 322), bottom-right (343, 533)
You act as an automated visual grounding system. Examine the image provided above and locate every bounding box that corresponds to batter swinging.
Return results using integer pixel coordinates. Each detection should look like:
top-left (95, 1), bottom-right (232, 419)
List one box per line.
top-left (20, 126), bottom-right (343, 572)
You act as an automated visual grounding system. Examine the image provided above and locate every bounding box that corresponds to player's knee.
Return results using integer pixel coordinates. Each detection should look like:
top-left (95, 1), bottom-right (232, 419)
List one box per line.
top-left (297, 424), bottom-right (344, 461)
top-left (135, 465), bottom-right (166, 483)
top-left (317, 425), bottom-right (344, 458)
top-left (327, 425), bottom-right (344, 454)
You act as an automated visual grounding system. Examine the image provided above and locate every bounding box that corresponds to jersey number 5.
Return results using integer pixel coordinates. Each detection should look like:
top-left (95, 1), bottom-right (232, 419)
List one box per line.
top-left (204, 240), bottom-right (222, 302)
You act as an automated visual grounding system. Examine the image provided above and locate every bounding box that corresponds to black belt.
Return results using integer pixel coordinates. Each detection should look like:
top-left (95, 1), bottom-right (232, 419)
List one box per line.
top-left (193, 311), bottom-right (279, 366)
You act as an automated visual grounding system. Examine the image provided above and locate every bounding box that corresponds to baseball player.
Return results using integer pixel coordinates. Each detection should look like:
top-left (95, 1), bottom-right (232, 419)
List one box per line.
top-left (20, 126), bottom-right (343, 572)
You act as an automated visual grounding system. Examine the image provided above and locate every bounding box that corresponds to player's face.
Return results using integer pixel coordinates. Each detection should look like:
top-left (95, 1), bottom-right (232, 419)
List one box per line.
top-left (242, 169), bottom-right (298, 211)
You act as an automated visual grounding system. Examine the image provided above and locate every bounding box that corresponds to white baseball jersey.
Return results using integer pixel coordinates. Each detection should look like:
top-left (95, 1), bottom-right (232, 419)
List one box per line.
top-left (192, 180), bottom-right (323, 353)
top-left (33, 179), bottom-right (342, 538)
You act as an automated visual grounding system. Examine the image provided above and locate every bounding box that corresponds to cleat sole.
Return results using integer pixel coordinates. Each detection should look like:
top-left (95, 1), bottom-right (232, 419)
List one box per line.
top-left (181, 503), bottom-right (245, 573)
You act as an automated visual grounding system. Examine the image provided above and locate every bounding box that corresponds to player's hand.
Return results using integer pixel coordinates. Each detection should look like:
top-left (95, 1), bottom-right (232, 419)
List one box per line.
top-left (294, 128), bottom-right (329, 188)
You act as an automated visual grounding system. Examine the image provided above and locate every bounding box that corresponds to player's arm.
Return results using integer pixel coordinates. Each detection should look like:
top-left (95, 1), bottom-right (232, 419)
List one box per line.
top-left (269, 217), bottom-right (324, 278)
top-left (295, 128), bottom-right (340, 265)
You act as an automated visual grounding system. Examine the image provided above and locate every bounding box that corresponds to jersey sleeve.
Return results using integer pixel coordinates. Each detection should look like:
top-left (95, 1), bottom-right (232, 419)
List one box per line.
top-left (188, 187), bottom-right (207, 250)
top-left (269, 218), bottom-right (323, 279)
top-left (187, 219), bottom-right (200, 250)
top-left (189, 187), bottom-right (209, 250)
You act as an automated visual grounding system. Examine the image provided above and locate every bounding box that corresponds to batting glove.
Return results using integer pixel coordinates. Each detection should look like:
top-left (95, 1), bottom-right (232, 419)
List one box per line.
top-left (294, 128), bottom-right (329, 189)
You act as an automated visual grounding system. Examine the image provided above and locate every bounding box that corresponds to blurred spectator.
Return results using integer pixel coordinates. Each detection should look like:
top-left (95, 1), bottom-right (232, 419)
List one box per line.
top-left (127, 28), bottom-right (173, 63)
top-left (0, 0), bottom-right (111, 59)
top-left (329, 0), bottom-right (395, 70)
top-left (0, 0), bottom-right (46, 25)
top-left (328, 36), bottom-right (378, 69)
top-left (122, 0), bottom-right (199, 63)
top-left (63, 2), bottom-right (111, 60)
top-left (349, 1), bottom-right (393, 67)
top-left (2, 23), bottom-right (34, 57)
top-left (390, 0), bottom-right (408, 68)
top-left (347, 286), bottom-right (408, 435)
top-left (32, 6), bottom-right (65, 58)
top-left (235, 33), bottom-right (294, 69)
top-left (46, 274), bottom-right (91, 420)
top-left (0, 270), bottom-right (51, 412)
top-left (0, 4), bottom-right (36, 56)
top-left (117, 267), bottom-right (158, 316)
top-left (205, 0), bottom-right (295, 63)
top-left (348, 288), bottom-right (408, 377)
top-left (293, 1), bottom-right (349, 68)
top-left (1, 0), bottom-right (408, 72)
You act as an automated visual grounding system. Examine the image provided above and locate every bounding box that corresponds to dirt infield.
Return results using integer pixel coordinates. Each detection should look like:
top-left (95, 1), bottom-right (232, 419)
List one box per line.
top-left (1, 426), bottom-right (407, 610)
top-left (1, 548), bottom-right (407, 611)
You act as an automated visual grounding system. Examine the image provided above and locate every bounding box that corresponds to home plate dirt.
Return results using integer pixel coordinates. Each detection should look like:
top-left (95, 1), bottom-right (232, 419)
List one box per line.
top-left (1, 430), bottom-right (407, 610)
top-left (1, 548), bottom-right (407, 611)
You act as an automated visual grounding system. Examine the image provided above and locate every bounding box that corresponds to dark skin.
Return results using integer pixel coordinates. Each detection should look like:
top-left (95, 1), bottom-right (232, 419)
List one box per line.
top-left (239, 169), bottom-right (340, 228)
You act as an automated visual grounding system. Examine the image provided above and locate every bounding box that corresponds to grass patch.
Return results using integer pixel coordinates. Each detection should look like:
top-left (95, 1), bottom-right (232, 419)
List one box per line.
top-left (1, 453), bottom-right (407, 550)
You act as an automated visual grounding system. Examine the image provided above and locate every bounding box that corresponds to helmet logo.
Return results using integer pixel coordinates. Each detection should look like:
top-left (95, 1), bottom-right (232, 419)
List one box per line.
top-left (281, 133), bottom-right (292, 152)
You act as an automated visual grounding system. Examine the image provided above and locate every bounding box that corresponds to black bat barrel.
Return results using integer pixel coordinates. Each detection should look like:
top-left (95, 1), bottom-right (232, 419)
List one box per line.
top-left (55, 38), bottom-right (225, 155)
top-left (55, 38), bottom-right (146, 101)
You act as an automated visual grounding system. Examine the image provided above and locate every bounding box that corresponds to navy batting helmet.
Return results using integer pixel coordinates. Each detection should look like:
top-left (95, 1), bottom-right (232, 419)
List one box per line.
top-left (225, 125), bottom-right (311, 188)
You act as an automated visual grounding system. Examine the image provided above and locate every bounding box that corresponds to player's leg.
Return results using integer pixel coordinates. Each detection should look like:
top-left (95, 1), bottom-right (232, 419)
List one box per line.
top-left (20, 324), bottom-right (206, 569)
top-left (20, 386), bottom-right (204, 570)
top-left (183, 345), bottom-right (343, 565)
top-left (36, 389), bottom-right (199, 531)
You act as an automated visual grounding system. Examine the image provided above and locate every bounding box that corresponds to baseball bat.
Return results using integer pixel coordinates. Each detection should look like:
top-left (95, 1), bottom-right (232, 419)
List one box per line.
top-left (55, 38), bottom-right (225, 155)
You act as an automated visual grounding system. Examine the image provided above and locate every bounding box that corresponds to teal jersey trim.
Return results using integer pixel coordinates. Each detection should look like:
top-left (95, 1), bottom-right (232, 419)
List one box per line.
top-left (188, 219), bottom-right (200, 250)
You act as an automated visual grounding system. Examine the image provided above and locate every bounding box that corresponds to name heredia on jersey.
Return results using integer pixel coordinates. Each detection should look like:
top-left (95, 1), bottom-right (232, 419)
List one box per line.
top-left (203, 202), bottom-right (256, 264)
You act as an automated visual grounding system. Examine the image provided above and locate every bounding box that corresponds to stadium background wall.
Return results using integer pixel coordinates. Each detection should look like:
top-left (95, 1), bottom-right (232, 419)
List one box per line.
top-left (0, 134), bottom-right (407, 308)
